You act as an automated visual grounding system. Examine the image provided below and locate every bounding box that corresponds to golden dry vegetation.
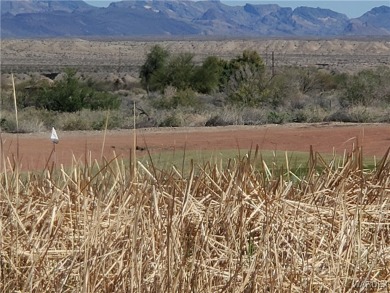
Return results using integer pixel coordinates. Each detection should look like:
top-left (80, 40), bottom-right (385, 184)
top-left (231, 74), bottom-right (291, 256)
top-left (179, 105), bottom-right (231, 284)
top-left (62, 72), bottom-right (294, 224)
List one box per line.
top-left (1, 145), bottom-right (389, 292)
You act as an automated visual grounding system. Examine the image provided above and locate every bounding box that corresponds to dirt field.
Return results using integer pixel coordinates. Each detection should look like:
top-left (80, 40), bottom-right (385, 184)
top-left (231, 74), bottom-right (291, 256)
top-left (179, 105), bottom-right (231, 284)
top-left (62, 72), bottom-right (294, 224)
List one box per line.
top-left (1, 123), bottom-right (389, 171)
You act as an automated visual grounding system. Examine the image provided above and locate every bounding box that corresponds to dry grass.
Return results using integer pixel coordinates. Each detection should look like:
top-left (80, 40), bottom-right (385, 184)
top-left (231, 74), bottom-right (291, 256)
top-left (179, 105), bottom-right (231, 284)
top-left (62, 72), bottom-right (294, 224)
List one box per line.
top-left (1, 146), bottom-right (389, 292)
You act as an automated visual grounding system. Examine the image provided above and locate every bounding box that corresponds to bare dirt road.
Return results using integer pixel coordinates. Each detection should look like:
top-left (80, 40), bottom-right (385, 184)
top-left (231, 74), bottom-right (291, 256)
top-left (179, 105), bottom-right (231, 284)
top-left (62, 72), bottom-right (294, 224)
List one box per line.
top-left (1, 123), bottom-right (389, 171)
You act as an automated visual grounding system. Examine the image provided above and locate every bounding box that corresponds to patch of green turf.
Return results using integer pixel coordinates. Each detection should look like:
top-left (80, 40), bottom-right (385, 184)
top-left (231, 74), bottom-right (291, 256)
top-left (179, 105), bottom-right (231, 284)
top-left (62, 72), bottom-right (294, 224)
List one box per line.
top-left (138, 148), bottom-right (381, 178)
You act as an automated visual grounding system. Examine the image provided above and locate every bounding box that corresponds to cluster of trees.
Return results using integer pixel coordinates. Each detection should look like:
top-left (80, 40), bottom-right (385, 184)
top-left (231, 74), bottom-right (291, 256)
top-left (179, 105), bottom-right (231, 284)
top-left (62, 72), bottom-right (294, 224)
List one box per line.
top-left (139, 45), bottom-right (271, 107)
top-left (140, 45), bottom-right (390, 110)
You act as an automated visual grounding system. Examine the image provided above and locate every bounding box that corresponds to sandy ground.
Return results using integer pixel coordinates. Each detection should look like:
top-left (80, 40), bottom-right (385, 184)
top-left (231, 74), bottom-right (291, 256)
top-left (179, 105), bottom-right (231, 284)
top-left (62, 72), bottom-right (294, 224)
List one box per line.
top-left (1, 123), bottom-right (389, 171)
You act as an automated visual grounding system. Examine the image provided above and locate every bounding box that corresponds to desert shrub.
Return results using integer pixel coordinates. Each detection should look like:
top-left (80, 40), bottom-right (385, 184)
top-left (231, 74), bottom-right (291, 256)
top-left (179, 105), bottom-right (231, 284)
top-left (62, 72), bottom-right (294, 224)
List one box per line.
top-left (0, 90), bottom-right (14, 111)
top-left (204, 105), bottom-right (243, 126)
top-left (90, 110), bottom-right (123, 130)
top-left (267, 110), bottom-right (286, 124)
top-left (302, 107), bottom-right (329, 123)
top-left (53, 109), bottom-right (122, 131)
top-left (171, 90), bottom-right (200, 108)
top-left (205, 115), bottom-right (231, 127)
top-left (22, 69), bottom-right (120, 112)
top-left (313, 92), bottom-right (337, 110)
top-left (324, 106), bottom-right (385, 123)
top-left (291, 67), bottom-right (339, 94)
top-left (290, 109), bottom-right (308, 123)
top-left (286, 92), bottom-right (310, 111)
top-left (8, 79), bottom-right (49, 110)
top-left (87, 77), bottom-right (122, 92)
top-left (152, 89), bottom-right (200, 109)
top-left (240, 107), bottom-right (268, 125)
top-left (324, 110), bottom-right (354, 123)
top-left (37, 69), bottom-right (86, 112)
top-left (183, 113), bottom-right (209, 127)
top-left (0, 106), bottom-right (127, 133)
top-left (83, 91), bottom-right (121, 111)
top-left (0, 111), bottom-right (18, 132)
top-left (377, 105), bottom-right (390, 122)
top-left (0, 107), bottom-right (55, 133)
top-left (340, 67), bottom-right (390, 107)
top-left (136, 117), bottom-right (157, 128)
top-left (347, 106), bottom-right (371, 123)
top-left (58, 112), bottom-right (91, 131)
top-left (159, 114), bottom-right (182, 127)
top-left (263, 74), bottom-right (296, 108)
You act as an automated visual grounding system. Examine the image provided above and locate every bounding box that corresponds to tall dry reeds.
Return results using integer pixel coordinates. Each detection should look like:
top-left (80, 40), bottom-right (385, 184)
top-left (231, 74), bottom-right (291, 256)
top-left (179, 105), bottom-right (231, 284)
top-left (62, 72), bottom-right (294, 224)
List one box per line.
top-left (0, 146), bottom-right (389, 292)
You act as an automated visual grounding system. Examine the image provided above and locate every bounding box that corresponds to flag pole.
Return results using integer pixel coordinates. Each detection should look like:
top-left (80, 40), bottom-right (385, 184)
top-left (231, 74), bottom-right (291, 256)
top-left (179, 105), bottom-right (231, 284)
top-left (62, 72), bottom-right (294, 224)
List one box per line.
top-left (51, 127), bottom-right (59, 169)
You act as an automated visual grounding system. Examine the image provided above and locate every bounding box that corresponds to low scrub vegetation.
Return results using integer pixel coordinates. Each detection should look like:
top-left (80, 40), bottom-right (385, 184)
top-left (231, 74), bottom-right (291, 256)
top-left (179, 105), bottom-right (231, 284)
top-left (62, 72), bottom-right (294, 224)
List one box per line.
top-left (1, 146), bottom-right (389, 292)
top-left (1, 47), bottom-right (390, 132)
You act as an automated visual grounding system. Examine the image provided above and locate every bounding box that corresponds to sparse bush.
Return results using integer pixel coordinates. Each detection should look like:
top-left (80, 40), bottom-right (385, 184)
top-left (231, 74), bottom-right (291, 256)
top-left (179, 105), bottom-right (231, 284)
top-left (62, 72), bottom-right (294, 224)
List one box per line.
top-left (291, 109), bottom-right (308, 123)
top-left (90, 110), bottom-right (122, 130)
top-left (159, 114), bottom-right (182, 127)
top-left (83, 91), bottom-right (121, 111)
top-left (347, 106), bottom-right (371, 123)
top-left (205, 115), bottom-right (231, 127)
top-left (0, 115), bottom-right (18, 132)
top-left (292, 67), bottom-right (339, 94)
top-left (302, 107), bottom-right (329, 123)
top-left (340, 67), bottom-right (390, 107)
top-left (0, 107), bottom-right (54, 133)
top-left (267, 111), bottom-right (285, 124)
top-left (240, 107), bottom-right (268, 125)
top-left (20, 69), bottom-right (120, 112)
top-left (152, 89), bottom-right (200, 109)
top-left (264, 73), bottom-right (296, 108)
top-left (58, 112), bottom-right (91, 131)
top-left (324, 110), bottom-right (354, 123)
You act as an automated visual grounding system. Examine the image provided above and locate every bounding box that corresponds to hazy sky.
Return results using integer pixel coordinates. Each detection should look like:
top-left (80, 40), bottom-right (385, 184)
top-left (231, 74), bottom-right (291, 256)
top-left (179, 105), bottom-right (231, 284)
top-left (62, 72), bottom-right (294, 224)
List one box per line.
top-left (84, 1), bottom-right (390, 18)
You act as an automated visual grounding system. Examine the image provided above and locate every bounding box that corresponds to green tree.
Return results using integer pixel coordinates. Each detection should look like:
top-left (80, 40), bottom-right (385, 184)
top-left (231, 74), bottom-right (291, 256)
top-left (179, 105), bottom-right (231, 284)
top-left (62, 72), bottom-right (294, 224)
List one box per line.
top-left (223, 50), bottom-right (266, 106)
top-left (192, 56), bottom-right (224, 94)
top-left (139, 45), bottom-right (170, 93)
top-left (163, 53), bottom-right (196, 91)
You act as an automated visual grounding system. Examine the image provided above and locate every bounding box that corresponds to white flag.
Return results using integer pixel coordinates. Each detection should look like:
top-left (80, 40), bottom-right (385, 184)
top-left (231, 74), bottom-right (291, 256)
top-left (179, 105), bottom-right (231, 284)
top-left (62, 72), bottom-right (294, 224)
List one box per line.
top-left (51, 127), bottom-right (59, 144)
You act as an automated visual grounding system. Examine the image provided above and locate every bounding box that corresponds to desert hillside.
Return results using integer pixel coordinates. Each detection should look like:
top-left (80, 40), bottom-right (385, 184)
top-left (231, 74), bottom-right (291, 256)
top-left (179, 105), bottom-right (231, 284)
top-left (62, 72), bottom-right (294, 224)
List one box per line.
top-left (2, 38), bottom-right (390, 76)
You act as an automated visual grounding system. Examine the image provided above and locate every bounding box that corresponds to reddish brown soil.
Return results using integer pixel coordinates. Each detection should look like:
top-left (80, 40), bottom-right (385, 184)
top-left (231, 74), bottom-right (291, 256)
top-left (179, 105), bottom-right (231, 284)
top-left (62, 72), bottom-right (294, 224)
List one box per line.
top-left (1, 123), bottom-right (389, 171)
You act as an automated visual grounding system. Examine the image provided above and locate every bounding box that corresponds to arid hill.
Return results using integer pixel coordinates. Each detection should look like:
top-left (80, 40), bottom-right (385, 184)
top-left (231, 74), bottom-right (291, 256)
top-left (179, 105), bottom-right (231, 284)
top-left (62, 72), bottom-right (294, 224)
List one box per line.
top-left (2, 38), bottom-right (390, 80)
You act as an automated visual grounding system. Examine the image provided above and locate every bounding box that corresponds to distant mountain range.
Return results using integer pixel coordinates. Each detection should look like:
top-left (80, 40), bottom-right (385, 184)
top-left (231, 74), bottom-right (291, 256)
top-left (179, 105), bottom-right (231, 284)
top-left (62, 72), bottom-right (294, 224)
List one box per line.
top-left (1, 0), bottom-right (390, 38)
